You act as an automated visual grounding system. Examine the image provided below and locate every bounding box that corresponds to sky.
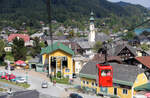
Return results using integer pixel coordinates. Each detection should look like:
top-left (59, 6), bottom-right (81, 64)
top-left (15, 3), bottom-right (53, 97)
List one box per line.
top-left (107, 0), bottom-right (150, 8)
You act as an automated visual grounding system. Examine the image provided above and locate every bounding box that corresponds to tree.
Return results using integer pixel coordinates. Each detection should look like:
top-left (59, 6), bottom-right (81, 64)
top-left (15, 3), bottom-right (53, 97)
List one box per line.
top-left (93, 41), bottom-right (102, 53)
top-left (0, 40), bottom-right (6, 64)
top-left (141, 43), bottom-right (149, 51)
top-left (123, 31), bottom-right (135, 40)
top-left (31, 37), bottom-right (41, 57)
top-left (12, 38), bottom-right (27, 61)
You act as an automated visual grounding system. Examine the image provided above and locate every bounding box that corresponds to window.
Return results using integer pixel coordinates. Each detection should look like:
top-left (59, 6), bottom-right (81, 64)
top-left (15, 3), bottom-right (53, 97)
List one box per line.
top-left (83, 80), bottom-right (85, 84)
top-left (114, 88), bottom-right (117, 95)
top-left (86, 81), bottom-right (89, 85)
top-left (123, 89), bottom-right (128, 94)
top-left (65, 69), bottom-right (70, 72)
top-left (92, 82), bottom-right (94, 86)
top-left (101, 70), bottom-right (111, 76)
top-left (95, 83), bottom-right (98, 86)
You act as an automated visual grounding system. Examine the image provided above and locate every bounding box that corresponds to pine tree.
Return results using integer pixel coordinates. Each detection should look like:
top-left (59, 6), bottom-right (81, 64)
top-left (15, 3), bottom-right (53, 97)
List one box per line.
top-left (12, 38), bottom-right (27, 61)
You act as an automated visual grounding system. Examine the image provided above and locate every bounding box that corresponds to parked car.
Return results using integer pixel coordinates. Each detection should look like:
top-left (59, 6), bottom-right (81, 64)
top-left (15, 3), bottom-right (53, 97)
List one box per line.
top-left (41, 81), bottom-right (48, 88)
top-left (72, 73), bottom-right (77, 78)
top-left (16, 77), bottom-right (27, 83)
top-left (10, 76), bottom-right (22, 82)
top-left (5, 66), bottom-right (15, 71)
top-left (0, 72), bottom-right (6, 79)
top-left (69, 93), bottom-right (83, 98)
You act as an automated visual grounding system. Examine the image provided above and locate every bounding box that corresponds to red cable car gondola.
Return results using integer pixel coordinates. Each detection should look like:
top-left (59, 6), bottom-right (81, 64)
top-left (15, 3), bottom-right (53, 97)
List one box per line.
top-left (96, 63), bottom-right (113, 87)
top-left (96, 41), bottom-right (113, 87)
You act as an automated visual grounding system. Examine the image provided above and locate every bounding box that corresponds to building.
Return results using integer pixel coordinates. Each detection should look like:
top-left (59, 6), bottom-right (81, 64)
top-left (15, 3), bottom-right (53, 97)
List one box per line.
top-left (79, 61), bottom-right (149, 98)
top-left (41, 42), bottom-right (74, 78)
top-left (88, 12), bottom-right (95, 43)
top-left (107, 44), bottom-right (137, 61)
top-left (73, 55), bottom-right (89, 74)
top-left (8, 34), bottom-right (30, 42)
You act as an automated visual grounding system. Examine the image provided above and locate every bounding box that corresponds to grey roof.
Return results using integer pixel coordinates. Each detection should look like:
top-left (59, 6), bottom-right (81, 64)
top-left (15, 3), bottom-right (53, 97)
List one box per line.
top-left (28, 58), bottom-right (40, 63)
top-left (31, 33), bottom-right (44, 38)
top-left (80, 61), bottom-right (144, 83)
top-left (71, 37), bottom-right (88, 42)
top-left (77, 41), bottom-right (91, 49)
top-left (0, 90), bottom-right (39, 98)
top-left (145, 50), bottom-right (150, 55)
top-left (108, 44), bottom-right (137, 56)
top-left (95, 33), bottom-right (110, 42)
top-left (46, 40), bottom-right (69, 46)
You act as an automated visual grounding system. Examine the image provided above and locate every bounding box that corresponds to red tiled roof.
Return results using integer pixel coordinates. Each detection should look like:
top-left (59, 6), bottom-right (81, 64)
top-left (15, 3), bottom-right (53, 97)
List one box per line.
top-left (135, 56), bottom-right (150, 69)
top-left (8, 34), bottom-right (30, 42)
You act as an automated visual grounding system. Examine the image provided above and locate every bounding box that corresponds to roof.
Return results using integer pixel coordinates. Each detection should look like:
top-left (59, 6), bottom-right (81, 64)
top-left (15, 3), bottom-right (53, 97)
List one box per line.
top-left (134, 83), bottom-right (150, 91)
top-left (92, 54), bottom-right (122, 63)
top-left (135, 56), bottom-right (150, 69)
top-left (62, 42), bottom-right (81, 50)
top-left (46, 40), bottom-right (69, 46)
top-left (95, 33), bottom-right (110, 42)
top-left (30, 33), bottom-right (44, 38)
top-left (40, 42), bottom-right (74, 56)
top-left (28, 58), bottom-right (40, 63)
top-left (77, 41), bottom-right (91, 49)
top-left (79, 61), bottom-right (144, 86)
top-left (145, 50), bottom-right (150, 55)
top-left (8, 34), bottom-right (30, 42)
top-left (108, 44), bottom-right (137, 56)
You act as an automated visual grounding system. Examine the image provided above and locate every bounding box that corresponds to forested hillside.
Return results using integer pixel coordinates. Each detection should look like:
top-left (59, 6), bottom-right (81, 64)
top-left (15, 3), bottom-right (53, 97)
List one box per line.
top-left (0, 0), bottom-right (149, 29)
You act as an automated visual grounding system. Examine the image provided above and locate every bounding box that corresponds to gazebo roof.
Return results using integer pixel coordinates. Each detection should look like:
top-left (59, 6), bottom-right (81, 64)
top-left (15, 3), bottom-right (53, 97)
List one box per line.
top-left (40, 42), bottom-right (74, 56)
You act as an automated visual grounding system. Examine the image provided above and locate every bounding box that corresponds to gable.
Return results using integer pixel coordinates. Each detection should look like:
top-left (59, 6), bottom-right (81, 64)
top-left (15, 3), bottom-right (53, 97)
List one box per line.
top-left (133, 73), bottom-right (148, 88)
top-left (40, 42), bottom-right (74, 56)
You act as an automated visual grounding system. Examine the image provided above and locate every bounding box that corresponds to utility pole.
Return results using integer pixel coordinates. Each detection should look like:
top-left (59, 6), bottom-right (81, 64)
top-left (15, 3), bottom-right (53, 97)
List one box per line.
top-left (46, 0), bottom-right (53, 48)
top-left (46, 0), bottom-right (53, 77)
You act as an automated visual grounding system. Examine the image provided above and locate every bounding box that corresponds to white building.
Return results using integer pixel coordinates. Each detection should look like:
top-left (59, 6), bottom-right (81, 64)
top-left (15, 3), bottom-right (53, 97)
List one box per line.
top-left (88, 12), bottom-right (95, 43)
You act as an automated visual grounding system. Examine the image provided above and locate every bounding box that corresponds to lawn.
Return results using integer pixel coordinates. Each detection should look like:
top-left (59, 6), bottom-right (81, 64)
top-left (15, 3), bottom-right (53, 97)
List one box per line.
top-left (51, 77), bottom-right (69, 85)
top-left (0, 88), bottom-right (7, 92)
top-left (26, 56), bottom-right (33, 61)
top-left (0, 79), bottom-right (30, 88)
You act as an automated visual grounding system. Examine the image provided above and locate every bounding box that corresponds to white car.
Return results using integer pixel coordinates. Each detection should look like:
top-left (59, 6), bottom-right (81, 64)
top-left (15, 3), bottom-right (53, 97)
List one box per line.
top-left (41, 81), bottom-right (48, 88)
top-left (16, 77), bottom-right (27, 83)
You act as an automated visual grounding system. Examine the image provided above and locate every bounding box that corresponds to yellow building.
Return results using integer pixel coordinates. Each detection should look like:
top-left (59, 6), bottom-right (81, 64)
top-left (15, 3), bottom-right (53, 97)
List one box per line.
top-left (79, 61), bottom-right (149, 98)
top-left (41, 42), bottom-right (74, 78)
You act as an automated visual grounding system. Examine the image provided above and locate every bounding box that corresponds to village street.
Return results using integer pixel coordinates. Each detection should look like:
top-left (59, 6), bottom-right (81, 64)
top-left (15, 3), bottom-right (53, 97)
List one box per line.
top-left (0, 67), bottom-right (101, 98)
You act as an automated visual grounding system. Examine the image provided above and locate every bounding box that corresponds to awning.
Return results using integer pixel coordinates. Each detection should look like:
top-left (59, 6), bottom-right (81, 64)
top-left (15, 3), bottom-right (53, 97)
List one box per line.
top-left (134, 83), bottom-right (150, 91)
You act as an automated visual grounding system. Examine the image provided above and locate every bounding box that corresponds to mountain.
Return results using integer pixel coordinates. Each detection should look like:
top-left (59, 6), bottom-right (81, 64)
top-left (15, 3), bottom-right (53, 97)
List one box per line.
top-left (116, 1), bottom-right (131, 7)
top-left (0, 0), bottom-right (149, 27)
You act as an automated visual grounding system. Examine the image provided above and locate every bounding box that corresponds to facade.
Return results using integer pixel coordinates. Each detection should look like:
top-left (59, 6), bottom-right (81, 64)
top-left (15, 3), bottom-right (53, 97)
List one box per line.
top-left (41, 42), bottom-right (74, 78)
top-left (107, 44), bottom-right (137, 61)
top-left (73, 55), bottom-right (89, 74)
top-left (4, 46), bottom-right (12, 52)
top-left (79, 61), bottom-right (148, 98)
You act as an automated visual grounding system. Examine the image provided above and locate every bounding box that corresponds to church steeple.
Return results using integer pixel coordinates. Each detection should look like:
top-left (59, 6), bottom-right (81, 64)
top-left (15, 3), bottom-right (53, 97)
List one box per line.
top-left (88, 11), bottom-right (95, 43)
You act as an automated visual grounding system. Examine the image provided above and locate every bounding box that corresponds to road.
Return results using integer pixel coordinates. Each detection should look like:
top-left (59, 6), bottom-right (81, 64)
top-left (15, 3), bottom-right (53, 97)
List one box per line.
top-left (0, 67), bottom-right (101, 98)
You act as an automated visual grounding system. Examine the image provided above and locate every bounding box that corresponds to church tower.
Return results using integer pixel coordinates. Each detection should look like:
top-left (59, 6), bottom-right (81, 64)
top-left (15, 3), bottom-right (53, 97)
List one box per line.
top-left (88, 12), bottom-right (95, 42)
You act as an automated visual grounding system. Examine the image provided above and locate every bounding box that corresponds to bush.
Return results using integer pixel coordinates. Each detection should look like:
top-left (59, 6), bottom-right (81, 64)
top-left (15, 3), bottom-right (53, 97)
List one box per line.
top-left (57, 71), bottom-right (61, 78)
top-left (0, 62), bottom-right (7, 66)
